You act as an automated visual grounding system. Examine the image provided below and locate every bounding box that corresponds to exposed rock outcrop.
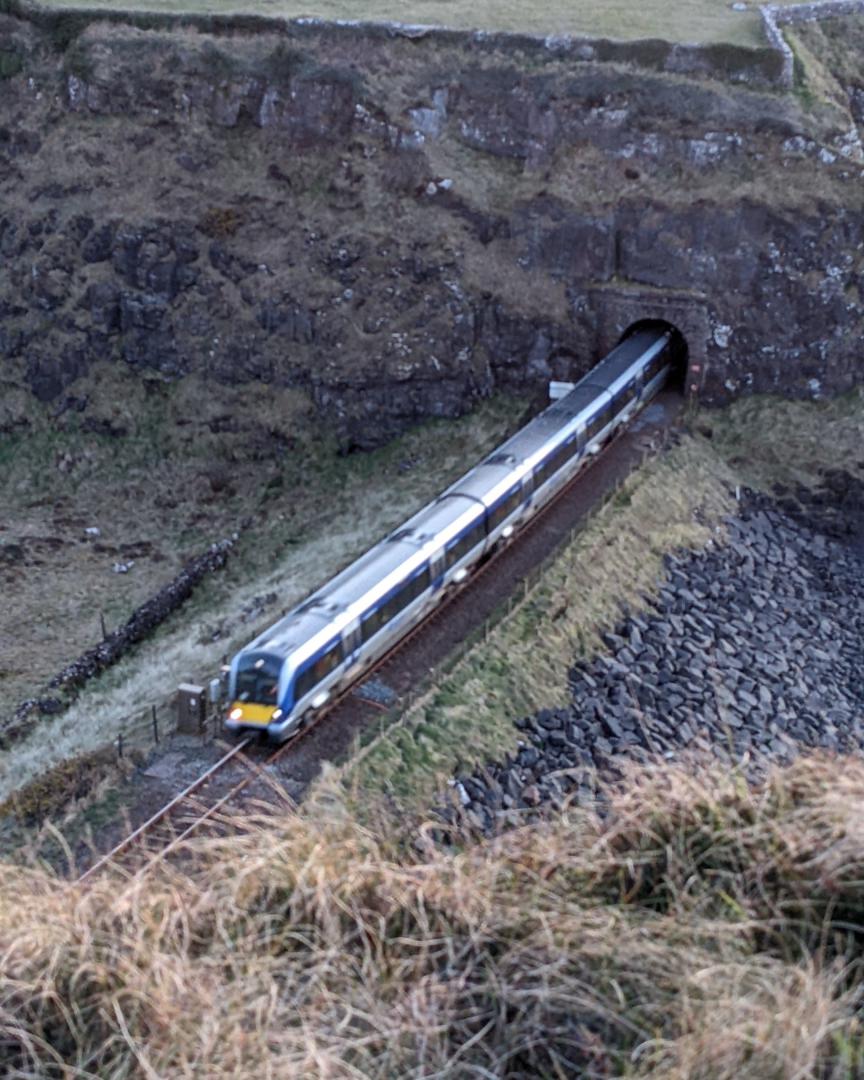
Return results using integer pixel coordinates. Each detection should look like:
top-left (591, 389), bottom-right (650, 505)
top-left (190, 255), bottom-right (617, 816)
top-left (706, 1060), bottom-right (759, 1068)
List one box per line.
top-left (0, 12), bottom-right (863, 446)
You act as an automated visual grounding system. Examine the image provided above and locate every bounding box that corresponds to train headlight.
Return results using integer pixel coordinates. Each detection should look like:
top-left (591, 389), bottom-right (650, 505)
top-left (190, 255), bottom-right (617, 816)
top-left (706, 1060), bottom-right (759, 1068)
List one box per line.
top-left (229, 707), bottom-right (243, 721)
top-left (271, 708), bottom-right (283, 721)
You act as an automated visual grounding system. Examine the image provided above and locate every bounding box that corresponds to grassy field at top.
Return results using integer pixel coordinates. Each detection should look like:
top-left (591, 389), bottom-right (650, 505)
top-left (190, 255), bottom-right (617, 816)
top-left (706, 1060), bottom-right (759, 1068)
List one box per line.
top-left (31, 0), bottom-right (777, 47)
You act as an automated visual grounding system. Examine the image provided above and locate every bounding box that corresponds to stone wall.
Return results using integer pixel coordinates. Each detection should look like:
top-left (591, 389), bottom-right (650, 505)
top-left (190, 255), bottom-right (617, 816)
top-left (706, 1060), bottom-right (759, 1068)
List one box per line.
top-left (3, 0), bottom-right (788, 89)
top-left (761, 0), bottom-right (864, 86)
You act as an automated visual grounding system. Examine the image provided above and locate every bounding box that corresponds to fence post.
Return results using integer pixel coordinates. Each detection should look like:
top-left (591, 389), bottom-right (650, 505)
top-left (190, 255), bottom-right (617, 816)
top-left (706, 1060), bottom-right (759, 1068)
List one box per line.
top-left (152, 705), bottom-right (159, 744)
top-left (117, 732), bottom-right (124, 759)
top-left (100, 613), bottom-right (107, 640)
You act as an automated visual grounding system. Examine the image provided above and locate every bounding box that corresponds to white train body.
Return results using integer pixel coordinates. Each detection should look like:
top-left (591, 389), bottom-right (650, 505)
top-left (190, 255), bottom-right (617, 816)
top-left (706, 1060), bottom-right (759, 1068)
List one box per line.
top-left (227, 326), bottom-right (681, 740)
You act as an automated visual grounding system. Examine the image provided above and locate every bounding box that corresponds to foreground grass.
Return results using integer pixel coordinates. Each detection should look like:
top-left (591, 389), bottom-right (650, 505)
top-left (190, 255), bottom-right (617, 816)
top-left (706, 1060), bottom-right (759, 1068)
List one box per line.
top-left (2, 754), bottom-right (864, 1076)
top-left (31, 0), bottom-right (772, 46)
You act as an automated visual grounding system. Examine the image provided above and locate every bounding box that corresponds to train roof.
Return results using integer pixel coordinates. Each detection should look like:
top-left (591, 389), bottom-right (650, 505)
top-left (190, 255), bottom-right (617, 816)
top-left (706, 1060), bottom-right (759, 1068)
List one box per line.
top-left (243, 493), bottom-right (481, 662)
top-left (485, 385), bottom-right (602, 465)
top-left (582, 329), bottom-right (669, 392)
top-left (448, 458), bottom-right (529, 506)
top-left (239, 326), bottom-right (670, 668)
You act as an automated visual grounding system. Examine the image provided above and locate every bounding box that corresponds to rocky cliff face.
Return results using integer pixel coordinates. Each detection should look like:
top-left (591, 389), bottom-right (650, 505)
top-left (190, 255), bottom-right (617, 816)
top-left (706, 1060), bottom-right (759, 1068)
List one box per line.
top-left (0, 11), bottom-right (862, 446)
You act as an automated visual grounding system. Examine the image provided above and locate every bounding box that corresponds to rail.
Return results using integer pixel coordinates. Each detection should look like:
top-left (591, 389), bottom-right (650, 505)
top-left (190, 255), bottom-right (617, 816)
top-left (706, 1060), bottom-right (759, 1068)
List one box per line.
top-left (77, 390), bottom-right (681, 883)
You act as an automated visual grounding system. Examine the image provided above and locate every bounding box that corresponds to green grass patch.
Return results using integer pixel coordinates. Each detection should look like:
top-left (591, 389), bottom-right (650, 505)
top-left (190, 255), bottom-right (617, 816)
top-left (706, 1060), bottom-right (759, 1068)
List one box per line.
top-left (0, 47), bottom-right (25, 78)
top-left (29, 0), bottom-right (774, 47)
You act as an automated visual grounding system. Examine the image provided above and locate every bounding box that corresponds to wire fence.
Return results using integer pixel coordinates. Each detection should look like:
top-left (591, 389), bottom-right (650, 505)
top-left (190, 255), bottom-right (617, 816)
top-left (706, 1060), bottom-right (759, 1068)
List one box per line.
top-left (106, 681), bottom-right (226, 762)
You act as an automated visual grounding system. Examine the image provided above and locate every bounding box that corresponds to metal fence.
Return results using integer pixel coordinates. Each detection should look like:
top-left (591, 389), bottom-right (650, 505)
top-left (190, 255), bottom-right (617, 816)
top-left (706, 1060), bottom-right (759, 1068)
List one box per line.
top-left (109, 682), bottom-right (225, 761)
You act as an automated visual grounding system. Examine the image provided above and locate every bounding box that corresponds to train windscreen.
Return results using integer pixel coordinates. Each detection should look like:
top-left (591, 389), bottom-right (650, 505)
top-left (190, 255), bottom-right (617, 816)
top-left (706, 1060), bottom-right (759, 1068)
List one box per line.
top-left (235, 654), bottom-right (281, 704)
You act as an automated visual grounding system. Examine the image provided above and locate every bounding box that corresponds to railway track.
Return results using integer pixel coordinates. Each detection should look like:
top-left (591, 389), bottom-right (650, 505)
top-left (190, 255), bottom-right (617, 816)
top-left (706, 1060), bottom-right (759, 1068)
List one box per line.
top-left (78, 390), bottom-right (683, 883)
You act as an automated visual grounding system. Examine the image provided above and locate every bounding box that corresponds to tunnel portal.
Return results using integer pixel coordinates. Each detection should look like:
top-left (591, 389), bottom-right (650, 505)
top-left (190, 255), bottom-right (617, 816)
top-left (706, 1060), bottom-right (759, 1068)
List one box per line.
top-left (588, 286), bottom-right (709, 400)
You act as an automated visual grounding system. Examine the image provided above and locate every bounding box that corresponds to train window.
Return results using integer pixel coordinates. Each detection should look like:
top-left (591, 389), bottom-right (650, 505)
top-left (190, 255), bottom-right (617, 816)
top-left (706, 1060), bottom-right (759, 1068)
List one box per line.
top-left (294, 640), bottom-right (344, 703)
top-left (615, 382), bottom-right (637, 408)
top-left (403, 566), bottom-right (431, 604)
top-left (535, 435), bottom-right (576, 488)
top-left (559, 438), bottom-right (578, 469)
top-left (236, 655), bottom-right (281, 704)
top-left (361, 605), bottom-right (385, 643)
top-left (489, 485), bottom-right (524, 532)
top-left (648, 351), bottom-right (667, 380)
top-left (446, 520), bottom-right (485, 567)
top-left (360, 567), bottom-right (431, 644)
top-left (599, 405), bottom-right (613, 433)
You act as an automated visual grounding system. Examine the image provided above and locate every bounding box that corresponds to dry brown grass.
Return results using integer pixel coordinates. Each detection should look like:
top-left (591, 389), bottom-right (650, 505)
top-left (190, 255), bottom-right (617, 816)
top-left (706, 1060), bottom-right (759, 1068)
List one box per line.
top-left (709, 387), bottom-right (864, 492)
top-left (3, 753), bottom-right (864, 1077)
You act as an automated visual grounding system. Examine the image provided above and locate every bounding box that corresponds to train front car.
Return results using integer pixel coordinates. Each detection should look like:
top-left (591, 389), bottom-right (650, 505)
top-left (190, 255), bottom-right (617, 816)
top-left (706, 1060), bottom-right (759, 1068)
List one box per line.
top-left (227, 596), bottom-right (355, 740)
top-left (226, 648), bottom-right (288, 733)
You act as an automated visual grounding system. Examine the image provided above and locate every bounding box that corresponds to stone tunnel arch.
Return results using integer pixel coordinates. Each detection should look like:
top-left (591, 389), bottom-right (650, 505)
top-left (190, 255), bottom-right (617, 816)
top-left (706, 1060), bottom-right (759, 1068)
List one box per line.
top-left (588, 286), bottom-right (709, 400)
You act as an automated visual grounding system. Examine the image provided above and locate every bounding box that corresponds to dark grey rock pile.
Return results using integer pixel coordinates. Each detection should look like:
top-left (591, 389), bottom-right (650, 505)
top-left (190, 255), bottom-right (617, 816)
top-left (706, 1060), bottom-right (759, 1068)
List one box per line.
top-left (446, 481), bottom-right (864, 833)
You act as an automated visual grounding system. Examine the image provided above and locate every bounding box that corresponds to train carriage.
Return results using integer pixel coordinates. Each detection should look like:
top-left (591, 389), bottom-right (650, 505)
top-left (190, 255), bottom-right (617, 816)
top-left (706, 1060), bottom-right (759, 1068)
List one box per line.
top-left (227, 325), bottom-right (682, 740)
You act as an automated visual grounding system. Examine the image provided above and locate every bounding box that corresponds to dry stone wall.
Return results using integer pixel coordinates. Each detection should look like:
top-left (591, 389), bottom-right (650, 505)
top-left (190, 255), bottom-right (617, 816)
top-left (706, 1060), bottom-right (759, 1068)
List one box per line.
top-left (762, 0), bottom-right (864, 86)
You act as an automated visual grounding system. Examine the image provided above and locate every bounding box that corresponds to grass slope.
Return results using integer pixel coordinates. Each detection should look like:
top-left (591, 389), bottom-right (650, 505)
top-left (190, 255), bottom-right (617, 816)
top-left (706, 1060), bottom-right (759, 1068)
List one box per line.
top-left (340, 390), bottom-right (864, 810)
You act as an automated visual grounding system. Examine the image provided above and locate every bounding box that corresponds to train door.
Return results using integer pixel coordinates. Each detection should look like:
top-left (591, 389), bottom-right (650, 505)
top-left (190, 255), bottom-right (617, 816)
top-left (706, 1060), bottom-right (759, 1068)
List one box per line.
top-left (343, 618), bottom-right (363, 669)
top-left (521, 471), bottom-right (534, 509)
top-left (430, 549), bottom-right (446, 590)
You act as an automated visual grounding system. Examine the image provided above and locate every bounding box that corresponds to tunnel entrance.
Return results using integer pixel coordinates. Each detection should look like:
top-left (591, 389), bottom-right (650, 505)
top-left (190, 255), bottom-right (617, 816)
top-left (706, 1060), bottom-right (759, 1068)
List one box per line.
top-left (619, 318), bottom-right (689, 393)
top-left (587, 285), bottom-right (707, 400)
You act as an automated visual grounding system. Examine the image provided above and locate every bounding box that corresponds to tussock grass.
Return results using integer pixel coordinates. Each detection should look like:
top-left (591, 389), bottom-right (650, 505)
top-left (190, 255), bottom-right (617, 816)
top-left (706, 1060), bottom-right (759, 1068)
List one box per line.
top-left (346, 433), bottom-right (736, 805)
top-left (709, 387), bottom-right (864, 492)
top-left (3, 754), bottom-right (864, 1076)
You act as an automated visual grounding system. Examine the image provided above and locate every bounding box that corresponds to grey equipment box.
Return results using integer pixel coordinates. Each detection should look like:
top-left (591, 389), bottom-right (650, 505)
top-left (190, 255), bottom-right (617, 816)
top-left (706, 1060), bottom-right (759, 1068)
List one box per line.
top-left (176, 682), bottom-right (206, 734)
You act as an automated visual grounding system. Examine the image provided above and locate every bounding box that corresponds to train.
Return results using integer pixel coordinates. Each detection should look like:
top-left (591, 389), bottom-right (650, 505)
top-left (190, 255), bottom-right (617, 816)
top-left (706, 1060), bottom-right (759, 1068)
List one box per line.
top-left (226, 324), bottom-right (684, 741)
